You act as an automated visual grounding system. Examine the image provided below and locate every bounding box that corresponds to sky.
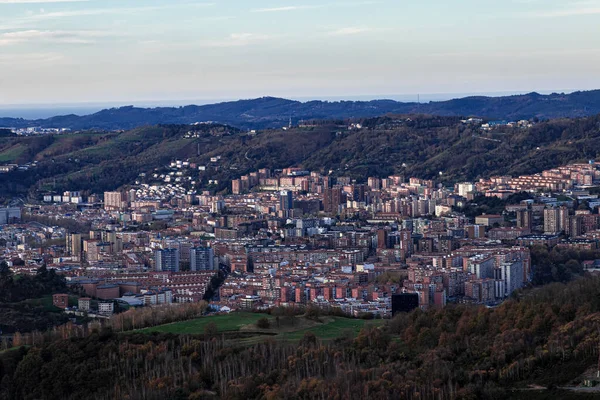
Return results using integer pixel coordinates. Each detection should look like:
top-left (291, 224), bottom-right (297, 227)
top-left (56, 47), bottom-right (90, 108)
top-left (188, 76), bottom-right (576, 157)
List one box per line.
top-left (0, 0), bottom-right (599, 106)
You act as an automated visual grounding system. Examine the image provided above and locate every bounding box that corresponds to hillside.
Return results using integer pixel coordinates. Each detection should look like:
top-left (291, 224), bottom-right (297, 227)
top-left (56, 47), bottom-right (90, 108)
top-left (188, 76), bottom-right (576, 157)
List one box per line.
top-left (2, 276), bottom-right (600, 399)
top-left (2, 114), bottom-right (600, 199)
top-left (2, 90), bottom-right (600, 130)
top-left (0, 124), bottom-right (240, 199)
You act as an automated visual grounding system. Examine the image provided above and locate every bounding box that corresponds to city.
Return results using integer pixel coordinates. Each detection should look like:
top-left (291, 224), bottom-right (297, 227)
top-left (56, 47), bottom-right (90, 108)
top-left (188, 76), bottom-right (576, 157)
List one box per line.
top-left (3, 160), bottom-right (600, 321)
top-left (2, 0), bottom-right (600, 398)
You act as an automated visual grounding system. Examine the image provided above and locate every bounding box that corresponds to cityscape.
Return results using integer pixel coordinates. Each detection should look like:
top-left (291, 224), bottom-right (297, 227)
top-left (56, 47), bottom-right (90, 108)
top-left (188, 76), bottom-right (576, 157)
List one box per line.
top-left (2, 0), bottom-right (600, 398)
top-left (4, 159), bottom-right (600, 318)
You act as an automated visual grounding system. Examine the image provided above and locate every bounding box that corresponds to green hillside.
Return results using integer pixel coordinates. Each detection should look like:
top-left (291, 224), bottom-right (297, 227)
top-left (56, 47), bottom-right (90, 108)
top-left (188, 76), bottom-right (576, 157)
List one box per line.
top-left (139, 312), bottom-right (383, 343)
top-left (1, 114), bottom-right (600, 200)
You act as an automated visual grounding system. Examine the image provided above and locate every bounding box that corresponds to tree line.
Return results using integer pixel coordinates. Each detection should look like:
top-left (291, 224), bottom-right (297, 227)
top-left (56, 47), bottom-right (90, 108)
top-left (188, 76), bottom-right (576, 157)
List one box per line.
top-left (3, 275), bottom-right (600, 399)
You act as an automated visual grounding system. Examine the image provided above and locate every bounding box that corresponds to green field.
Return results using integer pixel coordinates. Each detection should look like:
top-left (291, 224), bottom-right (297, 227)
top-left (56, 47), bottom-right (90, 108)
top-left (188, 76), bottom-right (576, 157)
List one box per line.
top-left (139, 312), bottom-right (386, 343)
top-left (0, 144), bottom-right (26, 162)
top-left (140, 313), bottom-right (270, 334)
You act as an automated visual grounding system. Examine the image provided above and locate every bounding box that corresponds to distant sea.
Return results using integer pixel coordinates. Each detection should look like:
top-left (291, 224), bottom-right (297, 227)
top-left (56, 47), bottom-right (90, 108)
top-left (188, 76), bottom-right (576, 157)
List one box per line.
top-left (0, 90), bottom-right (575, 120)
top-left (0, 106), bottom-right (107, 120)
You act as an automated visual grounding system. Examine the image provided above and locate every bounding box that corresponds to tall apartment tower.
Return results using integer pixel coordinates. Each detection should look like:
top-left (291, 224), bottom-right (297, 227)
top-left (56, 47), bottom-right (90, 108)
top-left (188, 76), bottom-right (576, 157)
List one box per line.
top-left (516, 209), bottom-right (532, 230)
top-left (323, 185), bottom-right (345, 214)
top-left (544, 208), bottom-right (560, 234)
top-left (279, 190), bottom-right (293, 211)
top-left (190, 247), bottom-right (215, 271)
top-left (368, 177), bottom-right (381, 190)
top-left (568, 215), bottom-right (583, 237)
top-left (66, 233), bottom-right (82, 256)
top-left (104, 191), bottom-right (127, 211)
top-left (544, 206), bottom-right (569, 234)
top-left (155, 248), bottom-right (180, 272)
top-left (377, 229), bottom-right (389, 249)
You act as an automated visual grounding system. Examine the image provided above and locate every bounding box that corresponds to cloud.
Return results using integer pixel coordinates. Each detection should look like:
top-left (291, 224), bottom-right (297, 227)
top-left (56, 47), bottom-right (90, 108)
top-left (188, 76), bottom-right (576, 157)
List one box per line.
top-left (327, 27), bottom-right (372, 36)
top-left (0, 29), bottom-right (113, 45)
top-left (0, 2), bottom-right (216, 29)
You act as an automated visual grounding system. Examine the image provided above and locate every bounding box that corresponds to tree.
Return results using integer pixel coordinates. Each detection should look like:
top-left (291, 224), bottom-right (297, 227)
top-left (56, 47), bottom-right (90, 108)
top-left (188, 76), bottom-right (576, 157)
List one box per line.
top-left (0, 261), bottom-right (14, 302)
top-left (299, 331), bottom-right (317, 347)
top-left (257, 317), bottom-right (270, 329)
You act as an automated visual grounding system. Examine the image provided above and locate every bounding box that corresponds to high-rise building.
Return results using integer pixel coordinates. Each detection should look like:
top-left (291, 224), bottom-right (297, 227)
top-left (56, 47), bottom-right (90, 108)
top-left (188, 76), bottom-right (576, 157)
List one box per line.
top-left (66, 233), bottom-right (82, 256)
top-left (544, 206), bottom-right (569, 234)
top-left (279, 190), bottom-right (293, 211)
top-left (85, 240), bottom-right (111, 262)
top-left (568, 215), bottom-right (583, 237)
top-left (212, 199), bottom-right (225, 214)
top-left (367, 177), bottom-right (381, 190)
top-left (544, 208), bottom-right (560, 233)
top-left (351, 184), bottom-right (366, 202)
top-left (190, 247), bottom-right (215, 271)
top-left (155, 248), bottom-right (180, 272)
top-left (323, 185), bottom-right (345, 214)
top-left (128, 189), bottom-right (137, 203)
top-left (559, 206), bottom-right (569, 233)
top-left (258, 168), bottom-right (271, 179)
top-left (456, 182), bottom-right (476, 197)
top-left (516, 209), bottom-right (532, 230)
top-left (231, 179), bottom-right (242, 195)
top-left (377, 229), bottom-right (388, 249)
top-left (465, 224), bottom-right (485, 239)
top-left (397, 229), bottom-right (413, 260)
top-left (0, 207), bottom-right (21, 225)
top-left (495, 261), bottom-right (525, 298)
top-left (104, 191), bottom-right (127, 210)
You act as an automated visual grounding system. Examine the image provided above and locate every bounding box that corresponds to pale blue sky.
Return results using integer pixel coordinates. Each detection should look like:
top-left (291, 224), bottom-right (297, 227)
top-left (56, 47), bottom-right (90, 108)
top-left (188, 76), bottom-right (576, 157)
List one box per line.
top-left (0, 0), bottom-right (599, 105)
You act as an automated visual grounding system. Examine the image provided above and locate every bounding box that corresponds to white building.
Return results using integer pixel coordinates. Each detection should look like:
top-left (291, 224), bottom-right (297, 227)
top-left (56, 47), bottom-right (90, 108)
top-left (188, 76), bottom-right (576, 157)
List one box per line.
top-left (98, 301), bottom-right (114, 315)
top-left (457, 182), bottom-right (476, 197)
top-left (497, 261), bottom-right (525, 298)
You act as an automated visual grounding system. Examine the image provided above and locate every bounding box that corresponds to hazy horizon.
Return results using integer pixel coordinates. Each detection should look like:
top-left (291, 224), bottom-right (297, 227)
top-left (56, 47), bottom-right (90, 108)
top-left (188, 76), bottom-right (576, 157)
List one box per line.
top-left (0, 88), bottom-right (589, 119)
top-left (1, 0), bottom-right (600, 106)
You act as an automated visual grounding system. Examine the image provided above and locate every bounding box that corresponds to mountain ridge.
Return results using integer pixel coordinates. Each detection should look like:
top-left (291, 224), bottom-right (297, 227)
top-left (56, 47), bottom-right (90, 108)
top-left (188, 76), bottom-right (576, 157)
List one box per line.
top-left (2, 90), bottom-right (600, 130)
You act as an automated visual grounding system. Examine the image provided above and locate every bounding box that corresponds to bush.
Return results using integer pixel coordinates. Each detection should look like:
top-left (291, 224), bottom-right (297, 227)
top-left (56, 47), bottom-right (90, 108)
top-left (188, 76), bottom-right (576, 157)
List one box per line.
top-left (256, 317), bottom-right (270, 329)
top-left (305, 305), bottom-right (322, 322)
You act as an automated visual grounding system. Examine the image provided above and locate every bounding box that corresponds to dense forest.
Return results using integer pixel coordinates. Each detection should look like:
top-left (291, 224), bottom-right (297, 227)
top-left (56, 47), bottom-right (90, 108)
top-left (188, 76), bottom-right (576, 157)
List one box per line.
top-left (0, 264), bottom-right (71, 334)
top-left (2, 275), bottom-right (600, 399)
top-left (0, 264), bottom-right (67, 303)
top-left (1, 114), bottom-right (600, 198)
top-left (1, 90), bottom-right (600, 130)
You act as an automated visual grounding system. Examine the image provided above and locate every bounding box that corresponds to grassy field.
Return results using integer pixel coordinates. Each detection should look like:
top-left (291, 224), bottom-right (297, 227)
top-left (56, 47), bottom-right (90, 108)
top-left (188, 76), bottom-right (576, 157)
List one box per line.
top-left (139, 312), bottom-right (386, 343)
top-left (140, 313), bottom-right (270, 335)
top-left (0, 144), bottom-right (26, 162)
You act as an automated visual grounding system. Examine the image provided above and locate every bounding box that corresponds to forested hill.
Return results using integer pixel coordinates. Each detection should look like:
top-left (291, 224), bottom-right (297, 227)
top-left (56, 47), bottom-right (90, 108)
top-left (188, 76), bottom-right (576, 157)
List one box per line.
top-left (2, 90), bottom-right (600, 130)
top-left (3, 275), bottom-right (600, 399)
top-left (2, 114), bottom-right (600, 199)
